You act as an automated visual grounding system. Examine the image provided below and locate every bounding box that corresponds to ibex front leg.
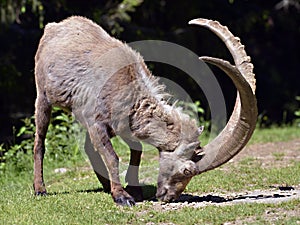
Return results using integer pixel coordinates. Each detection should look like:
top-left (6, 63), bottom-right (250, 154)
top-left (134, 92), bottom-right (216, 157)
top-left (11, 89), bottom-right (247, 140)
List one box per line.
top-left (88, 123), bottom-right (135, 206)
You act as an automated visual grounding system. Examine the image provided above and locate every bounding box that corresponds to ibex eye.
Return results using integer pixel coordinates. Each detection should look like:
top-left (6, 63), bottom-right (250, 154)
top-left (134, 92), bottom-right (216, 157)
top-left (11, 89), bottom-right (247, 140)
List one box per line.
top-left (183, 168), bottom-right (192, 176)
top-left (167, 123), bottom-right (174, 130)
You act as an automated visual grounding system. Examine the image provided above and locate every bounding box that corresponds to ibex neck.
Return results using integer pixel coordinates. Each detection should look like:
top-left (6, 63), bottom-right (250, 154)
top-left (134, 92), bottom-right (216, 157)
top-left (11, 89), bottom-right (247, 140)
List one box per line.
top-left (129, 97), bottom-right (181, 151)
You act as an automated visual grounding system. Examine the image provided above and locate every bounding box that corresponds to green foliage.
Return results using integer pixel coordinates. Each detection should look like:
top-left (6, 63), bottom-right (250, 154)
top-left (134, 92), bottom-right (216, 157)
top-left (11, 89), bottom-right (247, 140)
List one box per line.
top-left (177, 100), bottom-right (204, 120)
top-left (0, 108), bottom-right (85, 175)
top-left (294, 96), bottom-right (300, 126)
top-left (0, 0), bottom-right (44, 28)
top-left (1, 0), bottom-right (300, 136)
top-left (177, 100), bottom-right (210, 126)
top-left (176, 100), bottom-right (211, 143)
top-left (44, 107), bottom-right (85, 164)
top-left (0, 117), bottom-right (35, 174)
top-left (100, 0), bottom-right (144, 35)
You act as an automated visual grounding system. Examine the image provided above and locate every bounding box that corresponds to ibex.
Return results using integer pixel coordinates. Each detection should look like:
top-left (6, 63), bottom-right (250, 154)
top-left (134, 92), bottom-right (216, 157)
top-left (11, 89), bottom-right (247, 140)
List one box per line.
top-left (33, 16), bottom-right (257, 206)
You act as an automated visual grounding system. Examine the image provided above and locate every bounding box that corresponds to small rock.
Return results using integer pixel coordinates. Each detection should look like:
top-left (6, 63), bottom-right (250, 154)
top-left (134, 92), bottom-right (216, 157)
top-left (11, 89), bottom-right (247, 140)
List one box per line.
top-left (54, 168), bottom-right (68, 173)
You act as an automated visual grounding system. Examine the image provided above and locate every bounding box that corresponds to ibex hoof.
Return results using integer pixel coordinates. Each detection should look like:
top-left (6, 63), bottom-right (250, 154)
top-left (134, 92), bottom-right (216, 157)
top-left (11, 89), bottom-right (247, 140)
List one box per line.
top-left (35, 191), bottom-right (47, 196)
top-left (33, 183), bottom-right (47, 196)
top-left (114, 195), bottom-right (136, 207)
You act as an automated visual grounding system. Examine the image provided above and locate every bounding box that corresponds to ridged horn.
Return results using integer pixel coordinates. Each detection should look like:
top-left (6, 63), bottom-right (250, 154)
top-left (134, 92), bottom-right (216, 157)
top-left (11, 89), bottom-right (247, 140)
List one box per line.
top-left (188, 18), bottom-right (258, 173)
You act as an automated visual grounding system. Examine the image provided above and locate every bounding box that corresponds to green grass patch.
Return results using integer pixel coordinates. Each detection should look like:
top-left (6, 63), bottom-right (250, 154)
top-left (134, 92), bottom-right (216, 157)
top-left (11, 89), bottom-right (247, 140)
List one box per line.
top-left (186, 160), bottom-right (300, 194)
top-left (1, 124), bottom-right (300, 224)
top-left (0, 179), bottom-right (299, 225)
top-left (249, 125), bottom-right (300, 144)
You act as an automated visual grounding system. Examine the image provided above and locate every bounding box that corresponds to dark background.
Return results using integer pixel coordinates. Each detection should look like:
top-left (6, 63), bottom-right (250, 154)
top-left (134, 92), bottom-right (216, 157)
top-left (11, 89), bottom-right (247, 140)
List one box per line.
top-left (0, 0), bottom-right (299, 144)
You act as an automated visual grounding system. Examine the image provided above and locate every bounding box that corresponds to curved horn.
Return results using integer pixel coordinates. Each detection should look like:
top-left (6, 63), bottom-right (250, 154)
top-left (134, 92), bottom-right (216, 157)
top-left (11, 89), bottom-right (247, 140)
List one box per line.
top-left (188, 19), bottom-right (258, 173)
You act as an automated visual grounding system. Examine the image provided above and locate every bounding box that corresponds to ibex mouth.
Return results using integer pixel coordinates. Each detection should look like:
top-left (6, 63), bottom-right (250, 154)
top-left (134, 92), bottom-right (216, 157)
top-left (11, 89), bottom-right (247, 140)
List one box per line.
top-left (156, 187), bottom-right (179, 202)
top-left (156, 187), bottom-right (167, 199)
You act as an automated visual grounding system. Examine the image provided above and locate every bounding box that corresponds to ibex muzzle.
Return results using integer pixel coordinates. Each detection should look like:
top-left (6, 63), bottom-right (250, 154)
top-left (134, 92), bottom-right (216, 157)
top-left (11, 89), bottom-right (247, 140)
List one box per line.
top-left (33, 16), bottom-right (257, 206)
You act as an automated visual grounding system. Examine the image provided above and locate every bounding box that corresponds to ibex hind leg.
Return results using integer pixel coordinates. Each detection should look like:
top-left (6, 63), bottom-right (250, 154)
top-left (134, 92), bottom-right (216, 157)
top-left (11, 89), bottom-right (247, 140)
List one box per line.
top-left (33, 94), bottom-right (52, 195)
top-left (87, 123), bottom-right (136, 206)
top-left (124, 139), bottom-right (144, 202)
top-left (84, 133), bottom-right (111, 192)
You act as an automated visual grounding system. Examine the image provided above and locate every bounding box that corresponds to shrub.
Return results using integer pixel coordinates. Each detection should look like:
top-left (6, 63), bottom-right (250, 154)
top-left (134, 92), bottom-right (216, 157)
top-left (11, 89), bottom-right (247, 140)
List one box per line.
top-left (0, 108), bottom-right (85, 175)
top-left (294, 96), bottom-right (300, 126)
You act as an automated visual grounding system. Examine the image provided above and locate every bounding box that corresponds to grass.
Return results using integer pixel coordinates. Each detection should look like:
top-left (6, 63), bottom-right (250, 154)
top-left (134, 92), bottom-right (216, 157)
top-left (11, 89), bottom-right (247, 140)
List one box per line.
top-left (0, 126), bottom-right (299, 224)
top-left (1, 171), bottom-right (300, 225)
top-left (249, 125), bottom-right (300, 144)
top-left (1, 181), bottom-right (299, 224)
top-left (186, 159), bottom-right (300, 193)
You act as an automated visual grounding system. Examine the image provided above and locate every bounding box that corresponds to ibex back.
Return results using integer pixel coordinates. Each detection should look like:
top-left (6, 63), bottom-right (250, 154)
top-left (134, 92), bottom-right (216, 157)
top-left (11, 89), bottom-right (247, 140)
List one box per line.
top-left (33, 16), bottom-right (257, 206)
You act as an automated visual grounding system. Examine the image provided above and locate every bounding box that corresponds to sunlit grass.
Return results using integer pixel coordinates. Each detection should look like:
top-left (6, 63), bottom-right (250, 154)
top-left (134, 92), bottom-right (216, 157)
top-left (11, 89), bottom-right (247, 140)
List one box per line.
top-left (249, 125), bottom-right (300, 144)
top-left (0, 126), bottom-right (299, 224)
top-left (1, 180), bottom-right (299, 224)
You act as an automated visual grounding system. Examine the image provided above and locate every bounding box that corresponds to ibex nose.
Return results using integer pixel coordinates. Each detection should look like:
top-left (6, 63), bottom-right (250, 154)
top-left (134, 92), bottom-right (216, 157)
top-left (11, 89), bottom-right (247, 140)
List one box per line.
top-left (156, 187), bottom-right (167, 200)
top-left (161, 193), bottom-right (177, 203)
top-left (156, 189), bottom-right (178, 202)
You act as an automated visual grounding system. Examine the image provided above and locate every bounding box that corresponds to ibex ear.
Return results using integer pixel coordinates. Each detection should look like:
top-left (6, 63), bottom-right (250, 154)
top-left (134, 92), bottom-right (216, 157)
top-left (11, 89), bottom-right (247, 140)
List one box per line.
top-left (175, 141), bottom-right (199, 158)
top-left (191, 147), bottom-right (205, 162)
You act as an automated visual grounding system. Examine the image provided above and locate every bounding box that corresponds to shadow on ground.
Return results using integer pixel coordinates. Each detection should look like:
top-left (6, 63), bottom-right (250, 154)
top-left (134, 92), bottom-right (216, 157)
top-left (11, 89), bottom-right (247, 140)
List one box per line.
top-left (172, 186), bottom-right (298, 205)
top-left (47, 185), bottom-right (299, 206)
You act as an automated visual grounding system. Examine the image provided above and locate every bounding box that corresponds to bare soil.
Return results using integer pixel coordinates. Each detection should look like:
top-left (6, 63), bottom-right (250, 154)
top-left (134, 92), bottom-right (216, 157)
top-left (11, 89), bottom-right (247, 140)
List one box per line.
top-left (230, 138), bottom-right (300, 168)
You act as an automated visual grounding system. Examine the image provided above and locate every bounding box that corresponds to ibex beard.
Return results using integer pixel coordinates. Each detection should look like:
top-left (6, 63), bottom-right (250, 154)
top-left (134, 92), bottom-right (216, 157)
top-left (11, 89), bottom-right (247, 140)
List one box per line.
top-left (33, 16), bottom-right (257, 206)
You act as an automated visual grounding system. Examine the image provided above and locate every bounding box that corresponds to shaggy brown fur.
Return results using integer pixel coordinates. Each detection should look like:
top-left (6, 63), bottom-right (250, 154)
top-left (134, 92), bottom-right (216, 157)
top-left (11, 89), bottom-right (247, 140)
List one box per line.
top-left (33, 16), bottom-right (257, 206)
top-left (33, 16), bottom-right (201, 206)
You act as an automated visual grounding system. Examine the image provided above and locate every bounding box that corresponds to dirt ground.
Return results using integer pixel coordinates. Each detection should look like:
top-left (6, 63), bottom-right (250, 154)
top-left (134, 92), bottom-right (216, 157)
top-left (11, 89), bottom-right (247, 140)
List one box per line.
top-left (148, 139), bottom-right (300, 216)
top-left (230, 138), bottom-right (300, 168)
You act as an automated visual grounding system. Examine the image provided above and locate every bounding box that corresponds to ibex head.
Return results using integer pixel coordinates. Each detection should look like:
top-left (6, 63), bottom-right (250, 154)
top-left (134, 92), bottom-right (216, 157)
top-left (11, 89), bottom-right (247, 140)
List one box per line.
top-left (154, 19), bottom-right (257, 202)
top-left (156, 140), bottom-right (203, 201)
